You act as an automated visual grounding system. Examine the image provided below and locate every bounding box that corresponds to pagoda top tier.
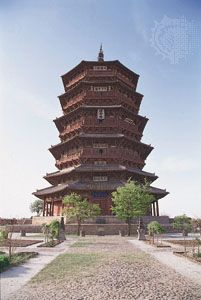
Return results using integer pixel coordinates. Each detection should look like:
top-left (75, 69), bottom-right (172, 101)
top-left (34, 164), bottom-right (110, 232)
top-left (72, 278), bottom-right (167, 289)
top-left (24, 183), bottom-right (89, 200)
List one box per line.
top-left (61, 48), bottom-right (140, 91)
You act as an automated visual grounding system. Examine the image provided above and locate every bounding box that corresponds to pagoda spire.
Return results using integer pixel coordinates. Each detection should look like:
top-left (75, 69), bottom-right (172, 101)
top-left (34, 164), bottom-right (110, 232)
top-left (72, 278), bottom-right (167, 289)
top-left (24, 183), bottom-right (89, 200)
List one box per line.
top-left (98, 44), bottom-right (104, 62)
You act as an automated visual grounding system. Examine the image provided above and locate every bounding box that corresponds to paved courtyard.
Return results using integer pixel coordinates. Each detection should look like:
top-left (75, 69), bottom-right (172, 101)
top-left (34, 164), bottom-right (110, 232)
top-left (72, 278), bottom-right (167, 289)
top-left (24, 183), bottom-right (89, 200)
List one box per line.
top-left (1, 236), bottom-right (201, 300)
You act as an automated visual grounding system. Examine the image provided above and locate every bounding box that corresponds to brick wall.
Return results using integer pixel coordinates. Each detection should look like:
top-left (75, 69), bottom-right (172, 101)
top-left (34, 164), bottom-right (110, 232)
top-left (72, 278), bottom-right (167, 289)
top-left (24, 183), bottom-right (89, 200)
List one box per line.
top-left (32, 215), bottom-right (170, 225)
top-left (32, 216), bottom-right (61, 225)
top-left (0, 218), bottom-right (32, 225)
top-left (4, 223), bottom-right (178, 235)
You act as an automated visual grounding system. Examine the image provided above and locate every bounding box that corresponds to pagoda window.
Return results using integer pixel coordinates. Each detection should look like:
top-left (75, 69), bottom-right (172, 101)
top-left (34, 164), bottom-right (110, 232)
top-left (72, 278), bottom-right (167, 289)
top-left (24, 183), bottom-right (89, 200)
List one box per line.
top-left (91, 86), bottom-right (111, 92)
top-left (92, 191), bottom-right (108, 198)
top-left (93, 176), bottom-right (108, 182)
top-left (93, 66), bottom-right (107, 70)
top-left (125, 118), bottom-right (134, 124)
top-left (93, 143), bottom-right (108, 148)
top-left (94, 161), bottom-right (107, 165)
top-left (98, 149), bottom-right (103, 155)
top-left (97, 108), bottom-right (105, 120)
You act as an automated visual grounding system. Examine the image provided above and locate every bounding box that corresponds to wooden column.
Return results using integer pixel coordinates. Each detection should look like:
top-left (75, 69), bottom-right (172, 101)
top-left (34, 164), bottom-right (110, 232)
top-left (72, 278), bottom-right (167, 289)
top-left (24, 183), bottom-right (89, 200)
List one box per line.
top-left (61, 203), bottom-right (64, 216)
top-left (49, 203), bottom-right (51, 216)
top-left (152, 202), bottom-right (156, 216)
top-left (51, 199), bottom-right (54, 216)
top-left (43, 200), bottom-right (46, 216)
top-left (48, 202), bottom-right (50, 216)
top-left (156, 200), bottom-right (159, 216)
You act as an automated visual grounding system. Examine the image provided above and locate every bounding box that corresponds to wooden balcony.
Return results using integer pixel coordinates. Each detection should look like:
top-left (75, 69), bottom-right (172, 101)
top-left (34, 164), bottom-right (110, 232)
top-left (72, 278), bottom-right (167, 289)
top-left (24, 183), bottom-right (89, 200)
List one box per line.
top-left (56, 147), bottom-right (143, 168)
top-left (62, 93), bottom-right (86, 111)
top-left (59, 116), bottom-right (141, 141)
top-left (116, 91), bottom-right (138, 111)
top-left (116, 73), bottom-right (135, 88)
top-left (86, 90), bottom-right (116, 99)
top-left (87, 70), bottom-right (114, 77)
top-left (55, 152), bottom-right (81, 167)
top-left (60, 118), bottom-right (84, 137)
top-left (65, 72), bottom-right (86, 89)
top-left (83, 117), bottom-right (139, 135)
top-left (81, 148), bottom-right (142, 164)
top-left (86, 70), bottom-right (134, 88)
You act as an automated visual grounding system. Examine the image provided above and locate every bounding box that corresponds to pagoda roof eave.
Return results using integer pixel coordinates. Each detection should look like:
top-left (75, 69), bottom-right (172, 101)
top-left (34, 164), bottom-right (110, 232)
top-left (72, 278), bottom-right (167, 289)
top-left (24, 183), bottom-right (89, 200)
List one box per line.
top-left (49, 133), bottom-right (153, 155)
top-left (53, 104), bottom-right (149, 126)
top-left (33, 183), bottom-right (68, 198)
top-left (33, 181), bottom-right (168, 199)
top-left (44, 164), bottom-right (158, 180)
top-left (61, 60), bottom-right (139, 81)
top-left (58, 76), bottom-right (141, 99)
top-left (149, 186), bottom-right (169, 199)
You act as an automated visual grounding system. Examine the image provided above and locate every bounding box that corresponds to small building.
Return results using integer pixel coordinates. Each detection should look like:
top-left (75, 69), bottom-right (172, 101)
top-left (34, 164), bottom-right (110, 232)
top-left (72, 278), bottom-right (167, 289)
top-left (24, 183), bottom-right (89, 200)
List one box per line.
top-left (33, 46), bottom-right (168, 216)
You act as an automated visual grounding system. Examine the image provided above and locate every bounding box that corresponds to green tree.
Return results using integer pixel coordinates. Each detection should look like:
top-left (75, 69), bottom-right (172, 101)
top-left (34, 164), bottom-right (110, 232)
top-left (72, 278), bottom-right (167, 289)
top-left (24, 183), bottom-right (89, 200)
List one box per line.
top-left (30, 199), bottom-right (43, 216)
top-left (173, 214), bottom-right (192, 236)
top-left (147, 221), bottom-right (165, 244)
top-left (41, 220), bottom-right (60, 244)
top-left (62, 193), bottom-right (101, 235)
top-left (49, 220), bottom-right (60, 241)
top-left (191, 218), bottom-right (201, 236)
top-left (111, 180), bottom-right (154, 236)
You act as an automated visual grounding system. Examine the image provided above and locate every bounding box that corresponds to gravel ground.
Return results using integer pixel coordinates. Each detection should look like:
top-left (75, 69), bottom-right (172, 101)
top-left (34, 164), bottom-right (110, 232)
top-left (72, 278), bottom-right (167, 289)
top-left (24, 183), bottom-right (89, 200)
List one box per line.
top-left (7, 236), bottom-right (201, 300)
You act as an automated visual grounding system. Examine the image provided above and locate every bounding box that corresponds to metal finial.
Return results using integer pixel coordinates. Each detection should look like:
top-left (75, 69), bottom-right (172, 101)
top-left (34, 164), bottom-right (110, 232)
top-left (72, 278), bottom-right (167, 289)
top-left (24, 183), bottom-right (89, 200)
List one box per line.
top-left (98, 44), bottom-right (104, 62)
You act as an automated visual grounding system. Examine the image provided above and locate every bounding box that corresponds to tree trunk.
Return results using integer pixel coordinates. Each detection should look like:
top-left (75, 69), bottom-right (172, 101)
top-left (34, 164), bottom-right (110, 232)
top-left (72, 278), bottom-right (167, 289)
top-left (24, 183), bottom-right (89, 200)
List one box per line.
top-left (9, 243), bottom-right (12, 260)
top-left (77, 220), bottom-right (81, 236)
top-left (183, 229), bottom-right (188, 237)
top-left (127, 219), bottom-right (131, 236)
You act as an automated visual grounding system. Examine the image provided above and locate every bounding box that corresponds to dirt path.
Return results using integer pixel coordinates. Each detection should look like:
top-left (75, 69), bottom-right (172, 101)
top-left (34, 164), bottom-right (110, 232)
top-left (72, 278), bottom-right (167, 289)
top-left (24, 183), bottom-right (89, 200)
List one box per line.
top-left (129, 239), bottom-right (201, 285)
top-left (6, 236), bottom-right (201, 300)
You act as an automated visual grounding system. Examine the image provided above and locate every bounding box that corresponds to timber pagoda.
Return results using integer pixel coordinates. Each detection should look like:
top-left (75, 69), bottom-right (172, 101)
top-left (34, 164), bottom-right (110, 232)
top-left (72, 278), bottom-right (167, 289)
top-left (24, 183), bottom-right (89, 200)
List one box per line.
top-left (33, 46), bottom-right (168, 216)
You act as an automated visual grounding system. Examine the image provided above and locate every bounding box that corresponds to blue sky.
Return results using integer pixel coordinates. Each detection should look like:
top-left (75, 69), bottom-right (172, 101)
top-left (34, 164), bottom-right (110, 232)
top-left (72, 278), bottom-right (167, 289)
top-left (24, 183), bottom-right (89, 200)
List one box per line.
top-left (0, 0), bottom-right (201, 218)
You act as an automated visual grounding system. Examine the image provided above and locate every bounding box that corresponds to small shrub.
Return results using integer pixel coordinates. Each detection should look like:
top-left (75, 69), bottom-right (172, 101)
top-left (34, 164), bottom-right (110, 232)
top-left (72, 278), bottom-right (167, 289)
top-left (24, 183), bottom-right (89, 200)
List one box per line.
top-left (0, 228), bottom-right (8, 241)
top-left (0, 255), bottom-right (10, 272)
top-left (49, 220), bottom-right (60, 240)
top-left (147, 221), bottom-right (165, 244)
top-left (193, 252), bottom-right (201, 258)
top-left (173, 214), bottom-right (192, 236)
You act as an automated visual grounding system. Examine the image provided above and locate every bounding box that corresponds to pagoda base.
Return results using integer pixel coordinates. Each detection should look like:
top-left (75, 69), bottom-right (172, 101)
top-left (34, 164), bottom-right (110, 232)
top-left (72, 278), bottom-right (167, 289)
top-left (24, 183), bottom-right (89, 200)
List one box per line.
top-left (41, 198), bottom-right (160, 217)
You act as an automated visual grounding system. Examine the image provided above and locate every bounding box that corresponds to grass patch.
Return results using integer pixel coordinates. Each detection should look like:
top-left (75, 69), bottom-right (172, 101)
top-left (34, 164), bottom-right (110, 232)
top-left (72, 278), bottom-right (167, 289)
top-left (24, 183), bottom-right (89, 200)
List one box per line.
top-left (0, 239), bottom-right (43, 247)
top-left (0, 252), bottom-right (38, 273)
top-left (70, 241), bottom-right (93, 248)
top-left (37, 240), bottom-right (62, 247)
top-left (10, 252), bottom-right (38, 266)
top-left (31, 252), bottom-right (103, 283)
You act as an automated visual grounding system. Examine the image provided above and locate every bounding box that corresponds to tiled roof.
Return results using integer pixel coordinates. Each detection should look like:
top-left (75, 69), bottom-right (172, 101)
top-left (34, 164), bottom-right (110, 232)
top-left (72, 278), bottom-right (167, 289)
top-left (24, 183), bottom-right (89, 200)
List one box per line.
top-left (45, 164), bottom-right (157, 179)
top-left (33, 179), bottom-right (168, 198)
top-left (33, 183), bottom-right (68, 196)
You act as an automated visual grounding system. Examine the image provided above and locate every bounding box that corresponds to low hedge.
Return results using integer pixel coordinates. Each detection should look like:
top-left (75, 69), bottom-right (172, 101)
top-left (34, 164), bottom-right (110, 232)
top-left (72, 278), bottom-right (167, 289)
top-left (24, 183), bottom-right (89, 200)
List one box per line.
top-left (0, 255), bottom-right (10, 272)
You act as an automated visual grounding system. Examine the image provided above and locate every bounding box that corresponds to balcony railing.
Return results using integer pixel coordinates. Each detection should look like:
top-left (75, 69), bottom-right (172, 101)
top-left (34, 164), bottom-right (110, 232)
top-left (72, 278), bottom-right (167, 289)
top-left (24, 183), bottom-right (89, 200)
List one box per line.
top-left (59, 117), bottom-right (140, 141)
top-left (81, 148), bottom-right (142, 163)
top-left (62, 93), bottom-right (86, 110)
top-left (83, 117), bottom-right (138, 134)
top-left (86, 70), bottom-right (134, 88)
top-left (87, 70), bottom-right (114, 77)
top-left (56, 152), bottom-right (81, 167)
top-left (60, 118), bottom-right (84, 137)
top-left (56, 147), bottom-right (143, 167)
